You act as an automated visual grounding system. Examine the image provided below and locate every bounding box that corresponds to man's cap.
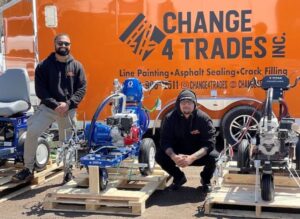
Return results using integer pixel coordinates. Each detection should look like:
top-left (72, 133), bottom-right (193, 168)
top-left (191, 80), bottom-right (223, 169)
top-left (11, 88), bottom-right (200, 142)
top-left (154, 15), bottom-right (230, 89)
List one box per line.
top-left (178, 89), bottom-right (197, 105)
top-left (180, 96), bottom-right (194, 102)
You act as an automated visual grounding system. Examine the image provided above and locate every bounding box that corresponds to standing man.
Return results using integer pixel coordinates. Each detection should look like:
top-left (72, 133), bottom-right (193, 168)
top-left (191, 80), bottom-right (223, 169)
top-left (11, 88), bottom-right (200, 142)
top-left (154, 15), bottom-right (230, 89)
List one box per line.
top-left (155, 89), bottom-right (218, 192)
top-left (12, 33), bottom-right (87, 182)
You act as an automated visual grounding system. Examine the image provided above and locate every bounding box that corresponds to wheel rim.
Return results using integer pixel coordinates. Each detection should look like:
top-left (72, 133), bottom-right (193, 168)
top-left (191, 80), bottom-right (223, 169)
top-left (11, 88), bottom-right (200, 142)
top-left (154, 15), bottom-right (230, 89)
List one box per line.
top-left (148, 146), bottom-right (156, 169)
top-left (229, 115), bottom-right (259, 142)
top-left (100, 169), bottom-right (108, 189)
top-left (36, 143), bottom-right (48, 165)
top-left (101, 176), bottom-right (107, 186)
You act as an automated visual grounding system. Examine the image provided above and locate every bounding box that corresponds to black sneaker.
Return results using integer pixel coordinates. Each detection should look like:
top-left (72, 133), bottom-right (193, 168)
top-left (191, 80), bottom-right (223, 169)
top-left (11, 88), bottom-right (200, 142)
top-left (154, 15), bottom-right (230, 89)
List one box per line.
top-left (11, 168), bottom-right (34, 182)
top-left (200, 178), bottom-right (212, 193)
top-left (167, 175), bottom-right (187, 191)
top-left (202, 184), bottom-right (212, 193)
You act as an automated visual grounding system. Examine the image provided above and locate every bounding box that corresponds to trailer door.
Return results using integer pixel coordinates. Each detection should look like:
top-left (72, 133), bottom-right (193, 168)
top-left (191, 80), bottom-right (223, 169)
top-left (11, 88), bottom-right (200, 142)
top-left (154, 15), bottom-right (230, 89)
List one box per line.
top-left (1, 0), bottom-right (37, 79)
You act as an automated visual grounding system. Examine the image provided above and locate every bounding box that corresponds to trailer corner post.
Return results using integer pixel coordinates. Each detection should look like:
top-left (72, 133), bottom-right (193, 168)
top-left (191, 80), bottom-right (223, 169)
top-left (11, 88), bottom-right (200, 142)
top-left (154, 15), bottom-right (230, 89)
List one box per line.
top-left (32, 0), bottom-right (39, 68)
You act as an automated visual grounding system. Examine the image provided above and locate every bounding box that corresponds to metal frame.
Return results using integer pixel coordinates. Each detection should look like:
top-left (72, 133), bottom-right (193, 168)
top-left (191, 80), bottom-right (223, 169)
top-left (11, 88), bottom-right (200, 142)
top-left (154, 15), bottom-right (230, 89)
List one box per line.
top-left (0, 114), bottom-right (28, 159)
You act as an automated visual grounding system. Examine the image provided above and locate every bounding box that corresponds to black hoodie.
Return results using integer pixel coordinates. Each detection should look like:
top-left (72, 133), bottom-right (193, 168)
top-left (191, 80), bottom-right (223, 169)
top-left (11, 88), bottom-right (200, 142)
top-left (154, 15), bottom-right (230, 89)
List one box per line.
top-left (35, 53), bottom-right (87, 110)
top-left (160, 90), bottom-right (216, 154)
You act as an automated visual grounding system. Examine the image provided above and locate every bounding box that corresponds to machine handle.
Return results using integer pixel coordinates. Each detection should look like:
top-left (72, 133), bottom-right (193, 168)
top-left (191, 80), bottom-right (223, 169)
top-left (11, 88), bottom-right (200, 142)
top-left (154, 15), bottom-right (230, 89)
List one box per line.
top-left (248, 77), bottom-right (261, 92)
top-left (289, 76), bottom-right (300, 88)
top-left (142, 80), bottom-right (171, 92)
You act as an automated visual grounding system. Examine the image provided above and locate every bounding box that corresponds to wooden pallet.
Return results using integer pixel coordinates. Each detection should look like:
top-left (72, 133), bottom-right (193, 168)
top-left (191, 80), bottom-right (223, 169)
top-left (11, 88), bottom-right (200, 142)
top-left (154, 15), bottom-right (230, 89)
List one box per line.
top-left (43, 166), bottom-right (169, 215)
top-left (0, 160), bottom-right (63, 202)
top-left (205, 168), bottom-right (300, 218)
top-left (205, 185), bottom-right (300, 218)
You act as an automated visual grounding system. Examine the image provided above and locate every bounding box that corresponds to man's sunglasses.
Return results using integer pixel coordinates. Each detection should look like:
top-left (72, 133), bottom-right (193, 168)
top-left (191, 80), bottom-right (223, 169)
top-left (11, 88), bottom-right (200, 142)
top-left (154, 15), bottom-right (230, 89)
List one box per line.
top-left (56, 41), bottom-right (71, 46)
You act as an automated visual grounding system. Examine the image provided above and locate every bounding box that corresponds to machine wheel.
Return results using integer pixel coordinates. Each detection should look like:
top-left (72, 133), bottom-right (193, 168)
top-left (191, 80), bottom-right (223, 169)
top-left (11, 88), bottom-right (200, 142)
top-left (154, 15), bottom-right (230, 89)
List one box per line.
top-left (138, 138), bottom-right (156, 176)
top-left (237, 139), bottom-right (250, 173)
top-left (221, 106), bottom-right (261, 147)
top-left (99, 168), bottom-right (108, 191)
top-left (63, 172), bottom-right (73, 183)
top-left (34, 138), bottom-right (50, 171)
top-left (296, 138), bottom-right (300, 170)
top-left (0, 159), bottom-right (7, 166)
top-left (261, 174), bottom-right (274, 201)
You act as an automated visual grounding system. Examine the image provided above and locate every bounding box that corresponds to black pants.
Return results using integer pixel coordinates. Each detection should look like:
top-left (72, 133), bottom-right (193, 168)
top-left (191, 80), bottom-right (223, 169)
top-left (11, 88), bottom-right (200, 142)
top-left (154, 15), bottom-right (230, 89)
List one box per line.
top-left (155, 149), bottom-right (219, 185)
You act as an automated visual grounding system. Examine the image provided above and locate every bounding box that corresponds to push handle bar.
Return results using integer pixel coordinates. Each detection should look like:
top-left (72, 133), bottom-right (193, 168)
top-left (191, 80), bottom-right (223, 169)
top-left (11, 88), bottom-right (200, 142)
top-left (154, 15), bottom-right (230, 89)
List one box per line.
top-left (142, 80), bottom-right (171, 92)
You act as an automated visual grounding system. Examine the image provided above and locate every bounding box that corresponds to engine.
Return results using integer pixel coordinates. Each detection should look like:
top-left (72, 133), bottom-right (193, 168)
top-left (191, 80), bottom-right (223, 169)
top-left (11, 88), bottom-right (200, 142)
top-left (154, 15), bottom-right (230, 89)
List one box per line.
top-left (258, 117), bottom-right (298, 157)
top-left (0, 121), bottom-right (14, 146)
top-left (86, 113), bottom-right (140, 147)
top-left (258, 116), bottom-right (280, 156)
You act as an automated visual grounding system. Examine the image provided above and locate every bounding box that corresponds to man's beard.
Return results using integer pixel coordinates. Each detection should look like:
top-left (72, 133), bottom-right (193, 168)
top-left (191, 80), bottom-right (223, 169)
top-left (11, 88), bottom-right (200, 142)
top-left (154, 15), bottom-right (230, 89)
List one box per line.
top-left (182, 109), bottom-right (192, 115)
top-left (55, 47), bottom-right (70, 56)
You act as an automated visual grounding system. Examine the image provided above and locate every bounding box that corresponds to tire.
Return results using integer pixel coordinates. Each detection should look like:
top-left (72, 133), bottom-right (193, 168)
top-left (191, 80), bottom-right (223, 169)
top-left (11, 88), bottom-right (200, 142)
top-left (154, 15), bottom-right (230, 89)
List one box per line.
top-left (221, 106), bottom-right (261, 147)
top-left (261, 174), bottom-right (274, 201)
top-left (138, 138), bottom-right (156, 176)
top-left (35, 138), bottom-right (50, 171)
top-left (237, 139), bottom-right (250, 173)
top-left (296, 138), bottom-right (300, 170)
top-left (100, 168), bottom-right (108, 191)
top-left (0, 159), bottom-right (7, 166)
top-left (63, 172), bottom-right (73, 183)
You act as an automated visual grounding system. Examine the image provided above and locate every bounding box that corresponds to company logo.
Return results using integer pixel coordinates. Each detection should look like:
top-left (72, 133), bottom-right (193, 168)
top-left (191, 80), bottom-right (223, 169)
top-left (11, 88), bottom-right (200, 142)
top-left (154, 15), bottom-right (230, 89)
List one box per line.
top-left (119, 13), bottom-right (166, 61)
top-left (66, 71), bottom-right (75, 77)
top-left (127, 80), bottom-right (133, 88)
top-left (190, 130), bottom-right (200, 135)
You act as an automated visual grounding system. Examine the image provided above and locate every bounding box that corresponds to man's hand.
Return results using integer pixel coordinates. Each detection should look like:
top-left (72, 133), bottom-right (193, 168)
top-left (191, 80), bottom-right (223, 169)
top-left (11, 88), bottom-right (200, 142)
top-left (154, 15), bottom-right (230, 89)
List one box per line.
top-left (176, 154), bottom-right (195, 168)
top-left (55, 102), bottom-right (69, 116)
top-left (170, 154), bottom-right (184, 164)
top-left (166, 148), bottom-right (195, 168)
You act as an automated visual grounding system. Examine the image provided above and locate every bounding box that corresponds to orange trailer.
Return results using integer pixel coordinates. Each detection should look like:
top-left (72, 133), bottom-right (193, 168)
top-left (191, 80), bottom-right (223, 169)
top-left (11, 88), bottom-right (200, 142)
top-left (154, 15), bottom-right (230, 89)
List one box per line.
top-left (1, 0), bottom-right (300, 145)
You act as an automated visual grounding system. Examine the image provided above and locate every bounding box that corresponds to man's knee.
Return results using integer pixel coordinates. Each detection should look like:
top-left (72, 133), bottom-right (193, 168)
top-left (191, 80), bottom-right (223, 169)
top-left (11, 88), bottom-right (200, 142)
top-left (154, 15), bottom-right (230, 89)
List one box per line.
top-left (26, 116), bottom-right (50, 139)
top-left (26, 109), bottom-right (53, 139)
top-left (26, 125), bottom-right (44, 139)
top-left (207, 155), bottom-right (217, 168)
top-left (155, 149), bottom-right (173, 166)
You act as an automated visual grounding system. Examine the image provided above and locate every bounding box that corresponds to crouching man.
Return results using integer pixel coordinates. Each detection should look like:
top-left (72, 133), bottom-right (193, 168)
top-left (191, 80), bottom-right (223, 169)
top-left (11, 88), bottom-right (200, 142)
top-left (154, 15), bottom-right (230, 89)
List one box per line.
top-left (155, 89), bottom-right (219, 192)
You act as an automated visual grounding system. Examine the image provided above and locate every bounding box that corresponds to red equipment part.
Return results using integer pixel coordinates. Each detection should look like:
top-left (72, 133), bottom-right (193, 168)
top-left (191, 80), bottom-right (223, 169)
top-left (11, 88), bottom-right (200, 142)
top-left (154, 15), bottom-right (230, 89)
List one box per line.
top-left (124, 126), bottom-right (140, 145)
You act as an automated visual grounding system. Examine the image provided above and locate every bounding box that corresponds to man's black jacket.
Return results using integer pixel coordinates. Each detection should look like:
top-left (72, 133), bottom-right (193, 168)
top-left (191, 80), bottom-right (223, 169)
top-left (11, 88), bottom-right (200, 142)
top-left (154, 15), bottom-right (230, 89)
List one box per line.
top-left (35, 53), bottom-right (87, 110)
top-left (160, 96), bottom-right (216, 155)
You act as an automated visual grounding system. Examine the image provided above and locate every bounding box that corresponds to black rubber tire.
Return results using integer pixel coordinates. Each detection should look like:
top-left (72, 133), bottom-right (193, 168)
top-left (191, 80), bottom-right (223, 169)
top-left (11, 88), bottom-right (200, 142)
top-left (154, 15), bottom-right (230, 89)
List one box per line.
top-left (237, 139), bottom-right (250, 173)
top-left (221, 106), bottom-right (261, 147)
top-left (261, 174), bottom-right (274, 201)
top-left (138, 138), bottom-right (156, 176)
top-left (63, 172), bottom-right (73, 183)
top-left (34, 138), bottom-right (50, 171)
top-left (0, 159), bottom-right (7, 166)
top-left (100, 168), bottom-right (108, 191)
top-left (296, 138), bottom-right (300, 170)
